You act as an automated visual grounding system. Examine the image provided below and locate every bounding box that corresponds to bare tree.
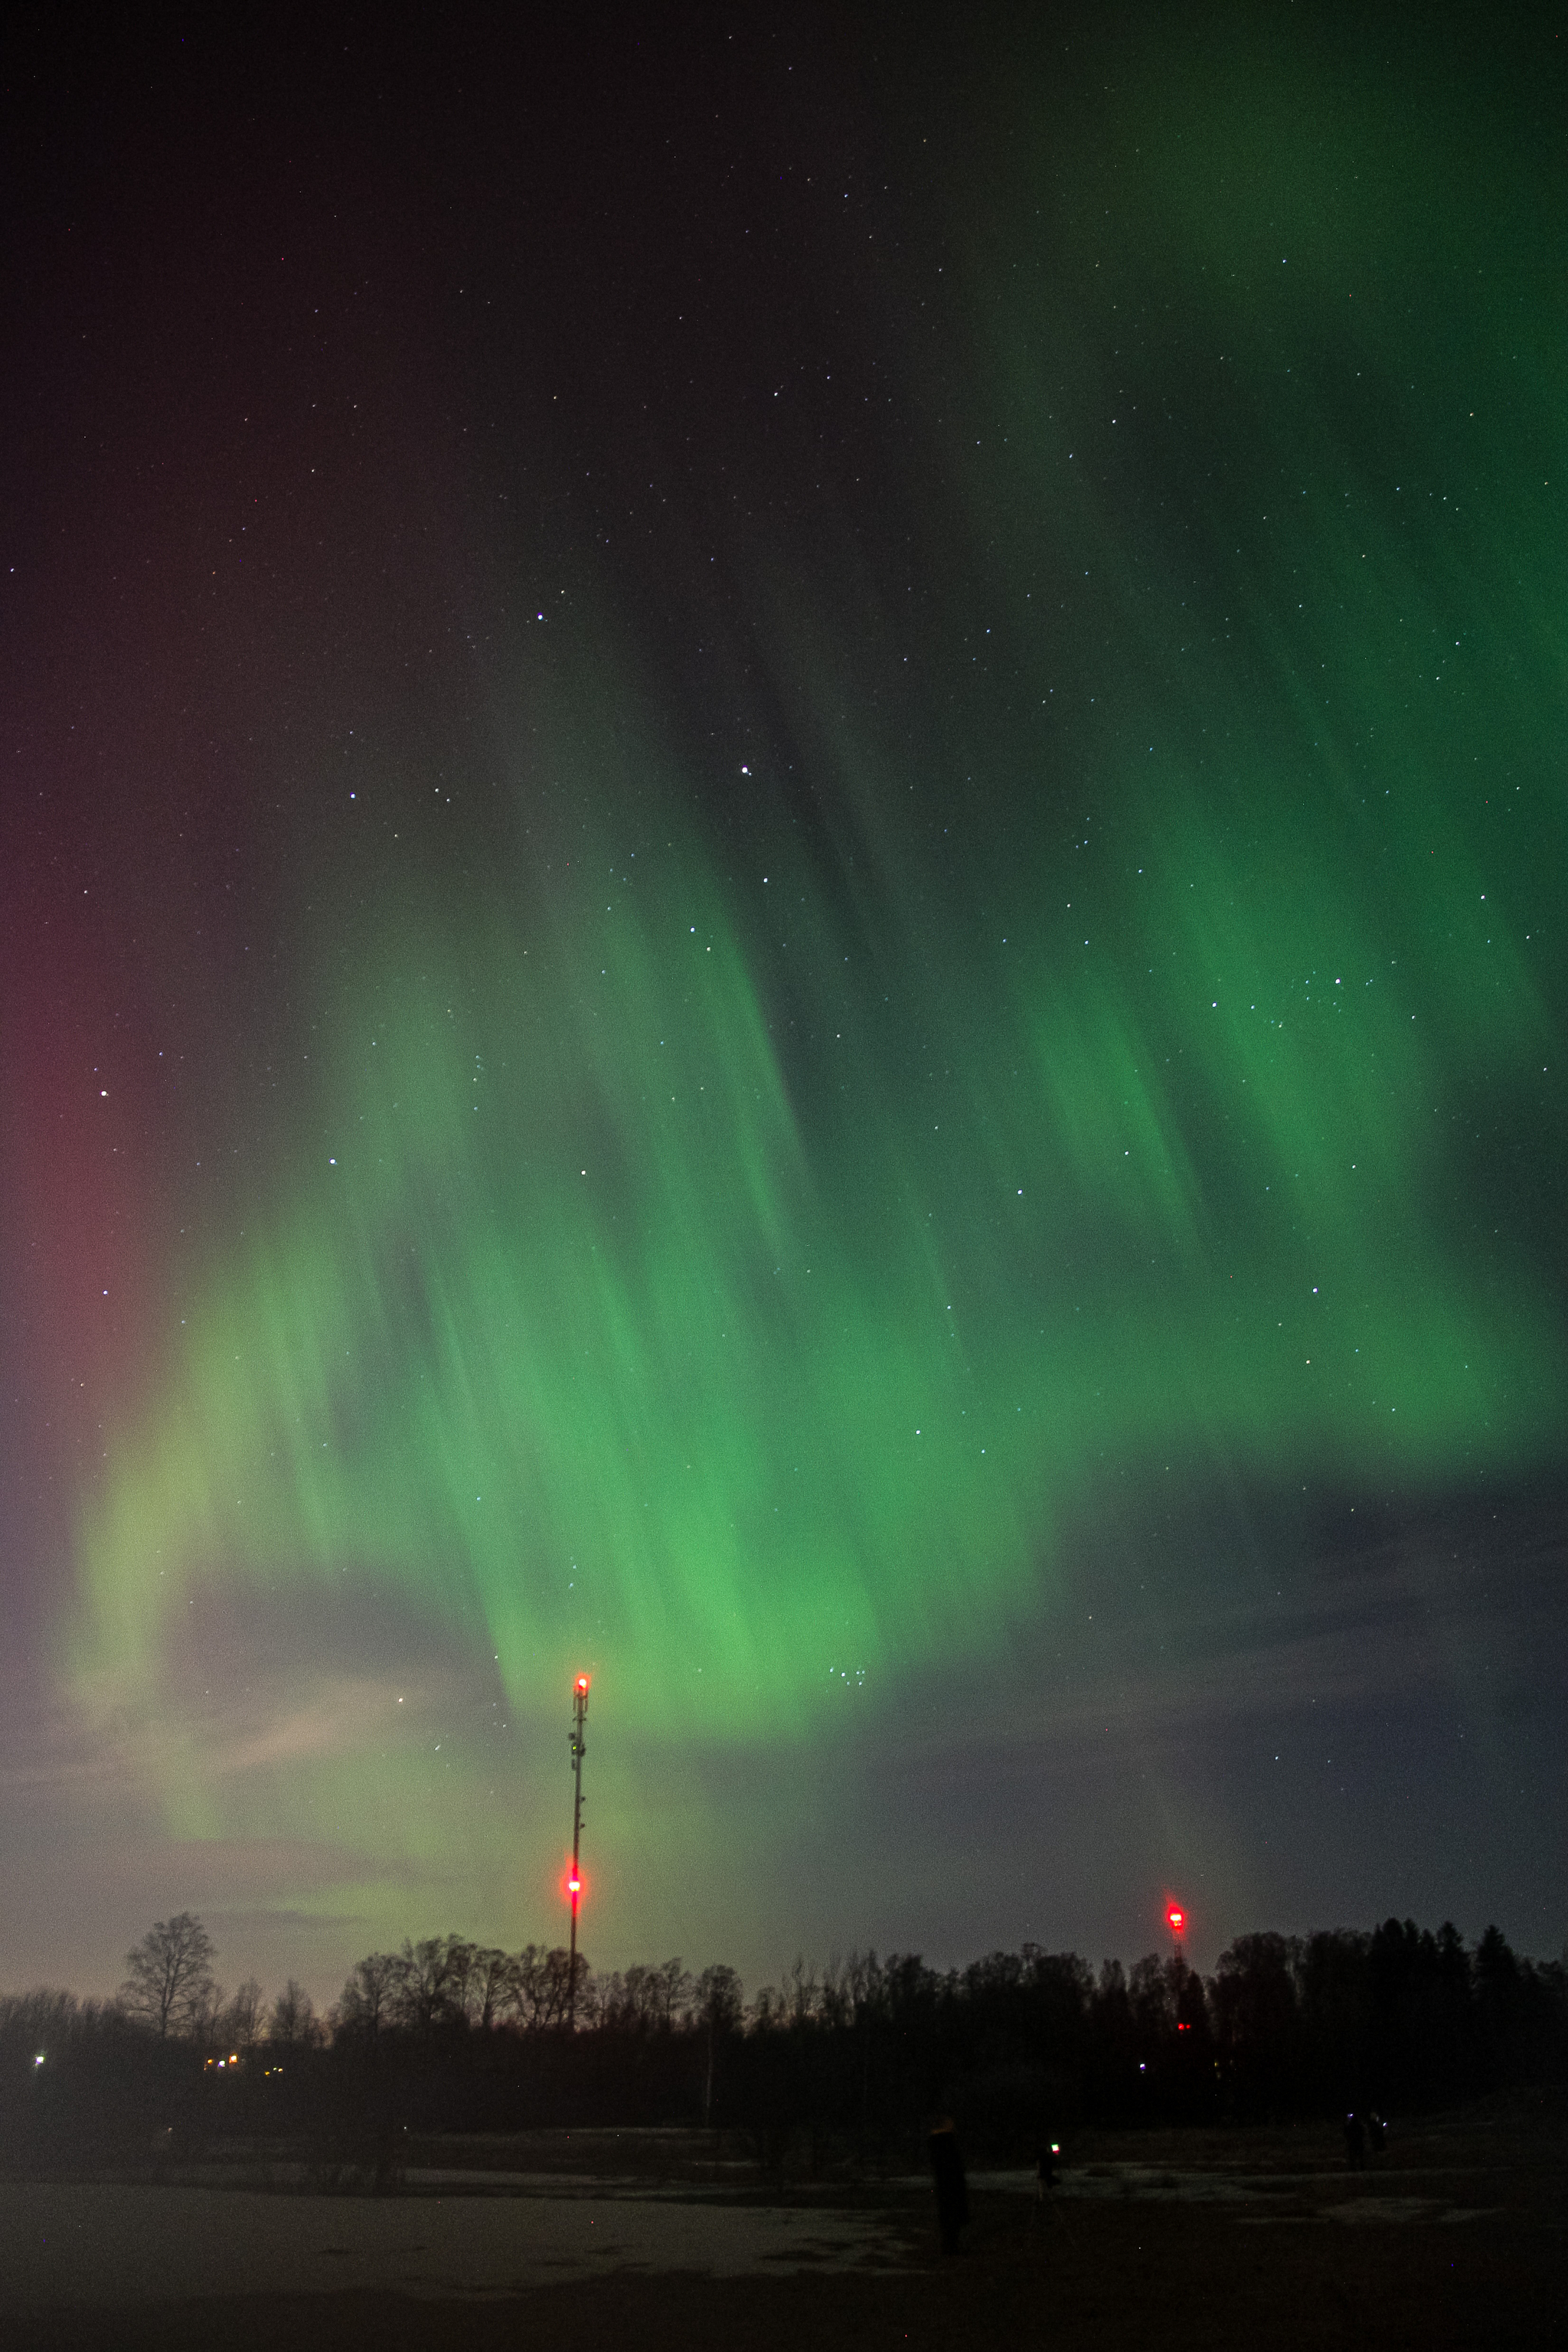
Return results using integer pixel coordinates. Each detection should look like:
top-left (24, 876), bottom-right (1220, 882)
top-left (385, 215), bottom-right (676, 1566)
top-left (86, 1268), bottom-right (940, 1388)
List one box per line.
top-left (334, 1952), bottom-right (401, 2043)
top-left (224, 1978), bottom-right (266, 2050)
top-left (189, 1977), bottom-right (229, 2050)
top-left (598, 1958), bottom-right (691, 2034)
top-left (552, 1945), bottom-right (591, 2028)
top-left (694, 1962), bottom-right (744, 2036)
top-left (120, 1913), bottom-right (218, 2039)
top-left (693, 1963), bottom-right (743, 2128)
top-left (471, 1948), bottom-right (515, 2030)
top-left (441, 1938), bottom-right (479, 2025)
top-left (505, 1944), bottom-right (587, 2029)
top-left (389, 1936), bottom-right (460, 2034)
top-left (269, 1978), bottom-right (319, 2047)
top-left (505, 1944), bottom-right (547, 2030)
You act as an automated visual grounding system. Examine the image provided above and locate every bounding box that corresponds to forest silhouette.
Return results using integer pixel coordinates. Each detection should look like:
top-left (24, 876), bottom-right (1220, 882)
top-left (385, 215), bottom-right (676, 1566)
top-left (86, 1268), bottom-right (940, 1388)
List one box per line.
top-left (5, 1916), bottom-right (1565, 2180)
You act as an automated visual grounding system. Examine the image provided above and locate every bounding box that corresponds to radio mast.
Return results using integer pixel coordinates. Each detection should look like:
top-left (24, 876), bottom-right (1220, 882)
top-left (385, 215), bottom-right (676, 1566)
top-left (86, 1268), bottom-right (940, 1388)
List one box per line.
top-left (567, 1674), bottom-right (590, 2025)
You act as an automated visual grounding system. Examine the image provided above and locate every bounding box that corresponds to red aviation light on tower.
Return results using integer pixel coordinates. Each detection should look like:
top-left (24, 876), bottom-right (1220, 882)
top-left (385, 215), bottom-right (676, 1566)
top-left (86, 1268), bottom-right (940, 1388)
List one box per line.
top-left (1166, 1901), bottom-right (1187, 1939)
top-left (565, 1671), bottom-right (592, 2030)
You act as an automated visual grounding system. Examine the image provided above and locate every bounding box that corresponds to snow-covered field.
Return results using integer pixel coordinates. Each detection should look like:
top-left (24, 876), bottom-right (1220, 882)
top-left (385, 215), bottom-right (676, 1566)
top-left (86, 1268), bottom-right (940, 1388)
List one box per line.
top-left (0, 2180), bottom-right (906, 2308)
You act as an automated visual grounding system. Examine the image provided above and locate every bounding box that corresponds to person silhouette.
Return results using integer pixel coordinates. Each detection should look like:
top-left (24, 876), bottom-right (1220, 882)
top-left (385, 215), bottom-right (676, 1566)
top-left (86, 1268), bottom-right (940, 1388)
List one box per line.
top-left (1034, 2135), bottom-right (1061, 2221)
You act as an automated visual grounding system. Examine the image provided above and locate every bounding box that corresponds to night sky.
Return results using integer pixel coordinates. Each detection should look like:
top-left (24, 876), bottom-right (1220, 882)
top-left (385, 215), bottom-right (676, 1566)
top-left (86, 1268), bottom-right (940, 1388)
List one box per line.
top-left (2, 9), bottom-right (1563, 2007)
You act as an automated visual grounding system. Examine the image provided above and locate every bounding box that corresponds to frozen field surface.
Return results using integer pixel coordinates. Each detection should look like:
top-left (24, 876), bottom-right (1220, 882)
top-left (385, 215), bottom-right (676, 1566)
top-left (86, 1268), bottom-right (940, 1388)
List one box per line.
top-left (0, 2180), bottom-right (906, 2307)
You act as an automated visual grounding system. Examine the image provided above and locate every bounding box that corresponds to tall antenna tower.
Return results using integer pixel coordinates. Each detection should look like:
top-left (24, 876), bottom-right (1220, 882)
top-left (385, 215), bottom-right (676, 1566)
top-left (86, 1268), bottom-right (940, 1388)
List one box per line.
top-left (567, 1673), bottom-right (590, 2027)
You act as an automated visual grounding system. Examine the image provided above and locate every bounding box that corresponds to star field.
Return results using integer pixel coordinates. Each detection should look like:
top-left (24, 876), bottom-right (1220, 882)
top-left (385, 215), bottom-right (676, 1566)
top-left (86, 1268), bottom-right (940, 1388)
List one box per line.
top-left (0, 9), bottom-right (1563, 1998)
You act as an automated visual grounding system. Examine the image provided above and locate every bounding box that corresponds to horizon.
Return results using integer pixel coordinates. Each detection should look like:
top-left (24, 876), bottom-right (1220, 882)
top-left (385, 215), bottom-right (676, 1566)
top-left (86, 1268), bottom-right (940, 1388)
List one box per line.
top-left (8, 1902), bottom-right (1560, 2023)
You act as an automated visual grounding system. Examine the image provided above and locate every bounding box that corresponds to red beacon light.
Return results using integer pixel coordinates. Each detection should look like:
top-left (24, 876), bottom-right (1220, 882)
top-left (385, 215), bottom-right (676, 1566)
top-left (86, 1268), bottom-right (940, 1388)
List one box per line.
top-left (1166, 1902), bottom-right (1187, 1938)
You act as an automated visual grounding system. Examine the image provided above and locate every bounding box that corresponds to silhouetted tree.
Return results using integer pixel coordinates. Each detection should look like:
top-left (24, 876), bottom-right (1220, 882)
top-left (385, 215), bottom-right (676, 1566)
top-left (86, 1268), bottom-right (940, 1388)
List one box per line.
top-left (694, 1962), bottom-right (744, 2036)
top-left (390, 1937), bottom-right (461, 2034)
top-left (1475, 1923), bottom-right (1524, 2082)
top-left (120, 1913), bottom-right (217, 2039)
top-left (1129, 1953), bottom-right (1177, 2050)
top-left (470, 1948), bottom-right (516, 2030)
top-left (188, 1975), bottom-right (230, 2051)
top-left (441, 1939), bottom-right (481, 2025)
top-left (269, 1978), bottom-right (320, 2047)
top-left (335, 1951), bottom-right (400, 2043)
top-left (598, 1959), bottom-right (691, 2034)
top-left (224, 1978), bottom-right (266, 2050)
top-left (1296, 1929), bottom-right (1371, 2108)
top-left (693, 1962), bottom-right (745, 2126)
top-left (491, 1942), bottom-right (585, 2030)
top-left (1213, 1932), bottom-right (1297, 2115)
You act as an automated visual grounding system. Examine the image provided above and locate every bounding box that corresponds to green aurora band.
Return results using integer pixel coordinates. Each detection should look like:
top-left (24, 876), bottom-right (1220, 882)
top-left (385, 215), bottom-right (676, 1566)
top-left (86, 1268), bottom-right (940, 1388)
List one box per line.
top-left (59, 24), bottom-right (1565, 1937)
top-left (71, 786), bottom-right (1561, 1722)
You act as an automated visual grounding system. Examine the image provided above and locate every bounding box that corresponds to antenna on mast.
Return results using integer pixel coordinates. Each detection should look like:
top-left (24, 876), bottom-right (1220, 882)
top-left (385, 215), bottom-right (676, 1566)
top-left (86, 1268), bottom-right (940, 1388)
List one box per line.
top-left (567, 1674), bottom-right (590, 2026)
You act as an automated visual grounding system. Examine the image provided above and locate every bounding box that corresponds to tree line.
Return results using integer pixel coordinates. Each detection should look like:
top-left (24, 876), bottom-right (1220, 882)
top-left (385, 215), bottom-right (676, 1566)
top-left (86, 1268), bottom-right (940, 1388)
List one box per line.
top-left (4, 1913), bottom-right (1564, 2173)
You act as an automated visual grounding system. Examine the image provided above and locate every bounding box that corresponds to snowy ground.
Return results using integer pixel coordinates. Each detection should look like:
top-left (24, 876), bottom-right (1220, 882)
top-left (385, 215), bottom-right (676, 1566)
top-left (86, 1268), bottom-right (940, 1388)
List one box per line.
top-left (0, 2180), bottom-right (907, 2308)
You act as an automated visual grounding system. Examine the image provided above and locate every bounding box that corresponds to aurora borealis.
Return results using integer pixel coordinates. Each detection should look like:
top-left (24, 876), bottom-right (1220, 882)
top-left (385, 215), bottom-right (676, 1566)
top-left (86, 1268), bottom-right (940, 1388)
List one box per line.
top-left (2, 11), bottom-right (1564, 1999)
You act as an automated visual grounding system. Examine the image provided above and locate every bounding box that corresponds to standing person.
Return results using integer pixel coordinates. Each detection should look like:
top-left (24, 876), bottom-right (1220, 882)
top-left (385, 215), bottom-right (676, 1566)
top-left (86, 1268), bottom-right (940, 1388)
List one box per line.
top-left (1034, 2135), bottom-right (1061, 2221)
top-left (927, 2115), bottom-right (969, 2256)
